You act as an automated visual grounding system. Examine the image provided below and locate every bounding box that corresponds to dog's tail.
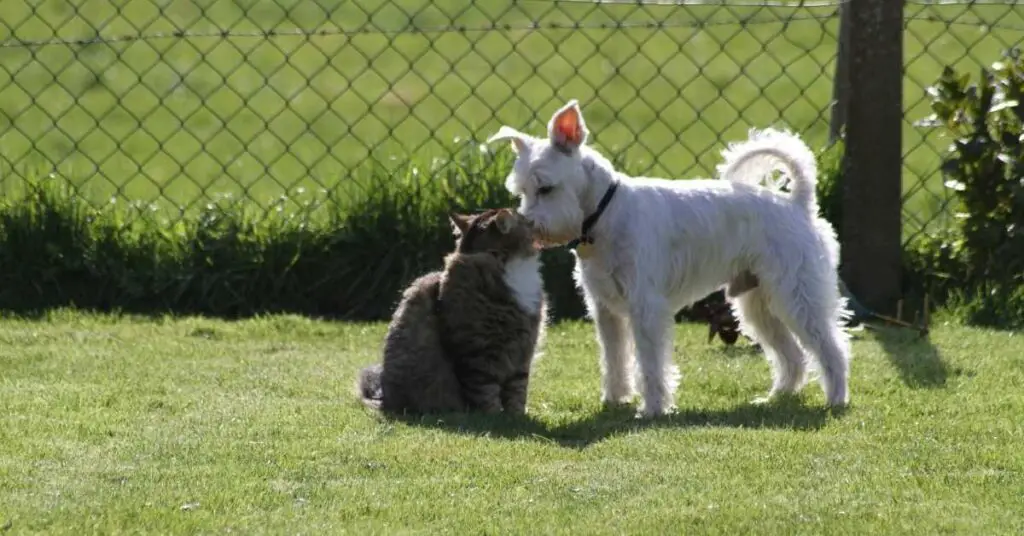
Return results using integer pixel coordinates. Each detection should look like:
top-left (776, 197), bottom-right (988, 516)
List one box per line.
top-left (716, 128), bottom-right (818, 217)
top-left (356, 364), bottom-right (384, 410)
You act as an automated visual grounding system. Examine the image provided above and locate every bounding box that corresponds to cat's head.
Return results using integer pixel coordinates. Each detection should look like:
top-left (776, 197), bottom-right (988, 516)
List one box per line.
top-left (448, 208), bottom-right (538, 259)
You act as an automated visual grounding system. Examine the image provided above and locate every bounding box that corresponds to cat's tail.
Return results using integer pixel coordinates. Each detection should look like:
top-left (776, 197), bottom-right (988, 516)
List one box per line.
top-left (356, 364), bottom-right (384, 410)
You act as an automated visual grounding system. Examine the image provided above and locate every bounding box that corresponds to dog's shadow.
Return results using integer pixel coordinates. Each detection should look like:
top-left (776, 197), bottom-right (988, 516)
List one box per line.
top-left (869, 325), bottom-right (958, 388)
top-left (389, 396), bottom-right (844, 449)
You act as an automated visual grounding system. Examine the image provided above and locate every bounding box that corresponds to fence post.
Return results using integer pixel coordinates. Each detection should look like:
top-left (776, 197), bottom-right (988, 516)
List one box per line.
top-left (840, 0), bottom-right (904, 315)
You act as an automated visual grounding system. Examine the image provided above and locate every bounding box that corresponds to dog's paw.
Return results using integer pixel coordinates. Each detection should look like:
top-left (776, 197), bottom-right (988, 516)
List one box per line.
top-left (600, 392), bottom-right (635, 409)
top-left (635, 403), bottom-right (676, 420)
top-left (824, 387), bottom-right (850, 409)
top-left (752, 391), bottom-right (804, 407)
top-left (824, 396), bottom-right (850, 413)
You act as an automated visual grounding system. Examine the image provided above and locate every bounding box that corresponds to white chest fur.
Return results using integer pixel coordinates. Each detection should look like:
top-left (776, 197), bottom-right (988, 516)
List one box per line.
top-left (503, 255), bottom-right (544, 316)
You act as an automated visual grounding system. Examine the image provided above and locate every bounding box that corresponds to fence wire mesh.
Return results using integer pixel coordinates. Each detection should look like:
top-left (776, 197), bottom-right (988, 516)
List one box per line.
top-left (0, 0), bottom-right (1022, 241)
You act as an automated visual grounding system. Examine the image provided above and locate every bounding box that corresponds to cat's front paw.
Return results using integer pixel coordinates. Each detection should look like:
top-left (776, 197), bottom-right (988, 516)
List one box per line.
top-left (503, 404), bottom-right (528, 417)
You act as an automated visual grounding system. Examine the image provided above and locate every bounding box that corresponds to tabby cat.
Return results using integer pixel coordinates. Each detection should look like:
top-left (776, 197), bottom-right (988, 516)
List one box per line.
top-left (357, 208), bottom-right (547, 415)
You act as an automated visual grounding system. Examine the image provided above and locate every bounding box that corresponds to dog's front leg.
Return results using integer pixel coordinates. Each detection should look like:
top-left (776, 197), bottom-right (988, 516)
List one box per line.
top-left (593, 302), bottom-right (634, 406)
top-left (630, 296), bottom-right (677, 418)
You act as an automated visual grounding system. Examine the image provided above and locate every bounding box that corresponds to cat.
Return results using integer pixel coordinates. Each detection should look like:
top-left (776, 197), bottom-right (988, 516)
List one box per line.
top-left (357, 207), bottom-right (547, 416)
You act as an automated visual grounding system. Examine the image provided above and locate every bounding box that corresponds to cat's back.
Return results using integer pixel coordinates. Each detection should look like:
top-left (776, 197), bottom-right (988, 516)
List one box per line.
top-left (386, 270), bottom-right (442, 338)
top-left (380, 270), bottom-right (464, 413)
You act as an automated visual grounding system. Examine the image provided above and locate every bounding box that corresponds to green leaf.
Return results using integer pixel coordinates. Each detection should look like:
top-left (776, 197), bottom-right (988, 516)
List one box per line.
top-left (989, 99), bottom-right (1019, 114)
top-left (931, 100), bottom-right (953, 121)
top-left (944, 179), bottom-right (967, 192)
top-left (959, 72), bottom-right (972, 90)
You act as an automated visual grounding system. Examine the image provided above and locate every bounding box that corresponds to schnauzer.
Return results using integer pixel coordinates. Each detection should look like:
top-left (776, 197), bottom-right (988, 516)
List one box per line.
top-left (486, 100), bottom-right (851, 417)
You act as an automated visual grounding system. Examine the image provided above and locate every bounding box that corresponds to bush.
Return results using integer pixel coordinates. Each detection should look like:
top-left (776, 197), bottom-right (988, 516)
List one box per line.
top-left (909, 48), bottom-right (1024, 327)
top-left (924, 49), bottom-right (1024, 285)
top-left (815, 138), bottom-right (845, 243)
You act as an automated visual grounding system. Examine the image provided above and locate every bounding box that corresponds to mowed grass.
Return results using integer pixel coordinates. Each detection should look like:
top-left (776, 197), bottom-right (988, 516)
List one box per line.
top-left (1, 1), bottom-right (1023, 235)
top-left (0, 311), bottom-right (1022, 533)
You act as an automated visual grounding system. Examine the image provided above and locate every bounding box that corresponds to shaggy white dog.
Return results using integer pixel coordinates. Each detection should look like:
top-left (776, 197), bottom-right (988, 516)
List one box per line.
top-left (486, 100), bottom-right (851, 417)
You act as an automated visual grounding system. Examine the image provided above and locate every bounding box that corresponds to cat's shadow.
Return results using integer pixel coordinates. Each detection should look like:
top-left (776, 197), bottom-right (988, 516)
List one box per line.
top-left (388, 395), bottom-right (844, 449)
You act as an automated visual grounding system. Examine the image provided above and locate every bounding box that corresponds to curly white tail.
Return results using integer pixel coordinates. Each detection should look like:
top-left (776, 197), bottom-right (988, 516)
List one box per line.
top-left (716, 128), bottom-right (819, 217)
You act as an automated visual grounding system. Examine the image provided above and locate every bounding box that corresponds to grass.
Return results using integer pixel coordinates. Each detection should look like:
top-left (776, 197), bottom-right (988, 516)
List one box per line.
top-left (1, 1), bottom-right (1023, 237)
top-left (1, 310), bottom-right (1022, 533)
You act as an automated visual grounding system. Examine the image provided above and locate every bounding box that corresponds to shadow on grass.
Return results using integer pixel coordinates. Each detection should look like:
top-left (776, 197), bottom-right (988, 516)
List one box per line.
top-left (867, 324), bottom-right (958, 388)
top-left (388, 396), bottom-right (845, 449)
top-left (716, 341), bottom-right (763, 359)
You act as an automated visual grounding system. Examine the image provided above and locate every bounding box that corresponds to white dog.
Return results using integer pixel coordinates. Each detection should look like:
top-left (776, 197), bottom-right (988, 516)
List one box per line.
top-left (486, 100), bottom-right (851, 417)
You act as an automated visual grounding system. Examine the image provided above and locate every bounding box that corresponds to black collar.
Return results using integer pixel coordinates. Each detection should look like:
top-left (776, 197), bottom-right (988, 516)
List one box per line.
top-left (567, 180), bottom-right (619, 250)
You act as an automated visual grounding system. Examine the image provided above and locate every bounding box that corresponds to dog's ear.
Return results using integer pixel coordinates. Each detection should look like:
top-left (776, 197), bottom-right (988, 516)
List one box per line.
top-left (494, 210), bottom-right (516, 234)
top-left (548, 100), bottom-right (588, 152)
top-left (486, 126), bottom-right (530, 154)
top-left (449, 213), bottom-right (473, 237)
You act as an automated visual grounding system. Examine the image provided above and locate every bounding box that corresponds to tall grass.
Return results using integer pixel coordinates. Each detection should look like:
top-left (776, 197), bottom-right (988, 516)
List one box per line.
top-left (0, 139), bottom-right (842, 322)
top-left (2, 139), bottom-right (1021, 327)
top-left (0, 144), bottom-right (583, 320)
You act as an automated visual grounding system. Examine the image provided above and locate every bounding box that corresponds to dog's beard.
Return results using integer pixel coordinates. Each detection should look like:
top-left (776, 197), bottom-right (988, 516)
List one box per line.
top-left (532, 227), bottom-right (578, 248)
top-left (521, 219), bottom-right (557, 250)
top-left (521, 203), bottom-right (583, 248)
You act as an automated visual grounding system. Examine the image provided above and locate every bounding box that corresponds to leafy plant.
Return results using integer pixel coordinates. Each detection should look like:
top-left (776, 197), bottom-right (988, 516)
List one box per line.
top-left (815, 138), bottom-right (844, 243)
top-left (923, 48), bottom-right (1024, 286)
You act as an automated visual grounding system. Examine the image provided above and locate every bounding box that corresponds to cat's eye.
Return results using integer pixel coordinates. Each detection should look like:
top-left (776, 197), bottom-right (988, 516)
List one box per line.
top-left (537, 185), bottom-right (554, 195)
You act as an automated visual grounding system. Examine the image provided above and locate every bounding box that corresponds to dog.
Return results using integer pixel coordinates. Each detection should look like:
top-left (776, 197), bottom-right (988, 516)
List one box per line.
top-left (486, 100), bottom-right (850, 417)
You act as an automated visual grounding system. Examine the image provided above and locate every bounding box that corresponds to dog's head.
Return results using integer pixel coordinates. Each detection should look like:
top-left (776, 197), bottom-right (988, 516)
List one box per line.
top-left (486, 100), bottom-right (592, 246)
top-left (449, 207), bottom-right (538, 259)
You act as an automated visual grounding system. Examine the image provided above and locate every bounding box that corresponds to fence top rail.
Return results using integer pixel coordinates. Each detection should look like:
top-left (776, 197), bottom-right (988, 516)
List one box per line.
top-left (4, 0), bottom-right (1020, 50)
top-left (510, 0), bottom-right (1018, 5)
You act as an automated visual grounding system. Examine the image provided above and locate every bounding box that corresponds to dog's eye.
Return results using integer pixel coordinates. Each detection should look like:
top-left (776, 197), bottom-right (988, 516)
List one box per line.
top-left (537, 185), bottom-right (554, 195)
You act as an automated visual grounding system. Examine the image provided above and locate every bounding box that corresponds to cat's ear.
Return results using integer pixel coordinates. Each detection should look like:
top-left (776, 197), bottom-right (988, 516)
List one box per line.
top-left (494, 210), bottom-right (516, 234)
top-left (449, 212), bottom-right (473, 237)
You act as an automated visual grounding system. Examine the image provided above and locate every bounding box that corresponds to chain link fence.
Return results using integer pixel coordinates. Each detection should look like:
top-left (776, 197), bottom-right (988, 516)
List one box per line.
top-left (903, 0), bottom-right (1024, 241)
top-left (0, 0), bottom-right (1022, 239)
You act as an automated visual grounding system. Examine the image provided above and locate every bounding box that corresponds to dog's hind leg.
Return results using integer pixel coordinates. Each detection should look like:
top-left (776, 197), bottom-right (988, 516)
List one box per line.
top-left (787, 309), bottom-right (850, 407)
top-left (761, 277), bottom-right (851, 407)
top-left (630, 295), bottom-right (678, 417)
top-left (592, 301), bottom-right (635, 406)
top-left (732, 288), bottom-right (807, 399)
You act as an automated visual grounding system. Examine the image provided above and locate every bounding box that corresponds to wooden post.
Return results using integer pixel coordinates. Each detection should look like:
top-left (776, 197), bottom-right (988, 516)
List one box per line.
top-left (840, 0), bottom-right (904, 315)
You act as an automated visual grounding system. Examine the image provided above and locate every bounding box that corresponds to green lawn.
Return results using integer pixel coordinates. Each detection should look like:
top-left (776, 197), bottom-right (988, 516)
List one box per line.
top-left (1, 311), bottom-right (1022, 533)
top-left (1, 1), bottom-right (1023, 235)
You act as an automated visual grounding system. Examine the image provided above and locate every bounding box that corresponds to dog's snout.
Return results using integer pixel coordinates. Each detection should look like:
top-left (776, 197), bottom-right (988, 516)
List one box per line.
top-left (513, 211), bottom-right (534, 228)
